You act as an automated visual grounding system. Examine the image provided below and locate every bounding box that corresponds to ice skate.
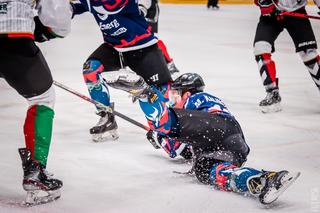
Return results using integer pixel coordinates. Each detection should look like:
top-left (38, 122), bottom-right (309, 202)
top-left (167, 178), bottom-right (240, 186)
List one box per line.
top-left (90, 104), bottom-right (119, 142)
top-left (18, 148), bottom-right (62, 206)
top-left (103, 70), bottom-right (147, 98)
top-left (104, 71), bottom-right (152, 99)
top-left (248, 170), bottom-right (300, 205)
top-left (259, 89), bottom-right (282, 113)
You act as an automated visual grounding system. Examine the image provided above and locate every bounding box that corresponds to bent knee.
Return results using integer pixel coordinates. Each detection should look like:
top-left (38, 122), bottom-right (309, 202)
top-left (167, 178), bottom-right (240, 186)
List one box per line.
top-left (83, 60), bottom-right (105, 83)
top-left (298, 48), bottom-right (318, 62)
top-left (27, 85), bottom-right (55, 109)
top-left (254, 41), bottom-right (272, 56)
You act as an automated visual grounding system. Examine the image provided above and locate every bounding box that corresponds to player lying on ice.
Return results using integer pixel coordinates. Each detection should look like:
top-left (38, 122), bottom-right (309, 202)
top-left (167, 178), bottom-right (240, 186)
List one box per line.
top-left (107, 72), bottom-right (300, 205)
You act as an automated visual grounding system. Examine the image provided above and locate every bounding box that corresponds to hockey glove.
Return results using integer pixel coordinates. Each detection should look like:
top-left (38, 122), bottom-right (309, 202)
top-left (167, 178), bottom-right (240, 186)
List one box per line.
top-left (146, 130), bottom-right (161, 149)
top-left (161, 138), bottom-right (191, 159)
top-left (139, 4), bottom-right (148, 17)
top-left (255, 0), bottom-right (278, 17)
top-left (34, 16), bottom-right (59, 43)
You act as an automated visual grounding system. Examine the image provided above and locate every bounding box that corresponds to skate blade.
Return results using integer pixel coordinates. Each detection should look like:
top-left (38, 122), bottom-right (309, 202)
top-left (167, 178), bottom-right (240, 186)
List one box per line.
top-left (24, 189), bottom-right (61, 207)
top-left (92, 130), bottom-right (119, 142)
top-left (173, 170), bottom-right (194, 176)
top-left (260, 103), bottom-right (282, 113)
top-left (260, 171), bottom-right (301, 205)
top-left (102, 70), bottom-right (140, 84)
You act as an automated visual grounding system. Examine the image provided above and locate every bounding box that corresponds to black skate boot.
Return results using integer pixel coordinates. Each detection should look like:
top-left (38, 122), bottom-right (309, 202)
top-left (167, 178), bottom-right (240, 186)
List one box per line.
top-left (247, 170), bottom-right (300, 205)
top-left (259, 89), bottom-right (282, 113)
top-left (90, 103), bottom-right (119, 142)
top-left (19, 148), bottom-right (62, 206)
top-left (104, 70), bottom-right (147, 96)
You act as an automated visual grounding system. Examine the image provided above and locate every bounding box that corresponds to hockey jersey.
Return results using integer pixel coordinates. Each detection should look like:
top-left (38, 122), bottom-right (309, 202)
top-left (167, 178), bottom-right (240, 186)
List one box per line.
top-left (255, 0), bottom-right (320, 12)
top-left (72, 0), bottom-right (158, 52)
top-left (183, 92), bottom-right (231, 115)
top-left (0, 0), bottom-right (72, 38)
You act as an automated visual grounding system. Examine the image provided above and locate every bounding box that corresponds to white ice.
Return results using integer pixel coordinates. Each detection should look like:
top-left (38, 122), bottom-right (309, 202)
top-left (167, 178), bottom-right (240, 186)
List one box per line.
top-left (1, 4), bottom-right (320, 213)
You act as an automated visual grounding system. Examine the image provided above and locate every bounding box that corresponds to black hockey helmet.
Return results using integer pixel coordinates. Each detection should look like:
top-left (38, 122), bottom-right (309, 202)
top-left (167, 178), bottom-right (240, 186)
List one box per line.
top-left (171, 73), bottom-right (205, 94)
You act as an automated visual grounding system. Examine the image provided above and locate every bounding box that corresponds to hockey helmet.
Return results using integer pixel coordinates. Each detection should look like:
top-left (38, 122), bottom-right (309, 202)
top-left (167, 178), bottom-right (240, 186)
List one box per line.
top-left (171, 73), bottom-right (205, 94)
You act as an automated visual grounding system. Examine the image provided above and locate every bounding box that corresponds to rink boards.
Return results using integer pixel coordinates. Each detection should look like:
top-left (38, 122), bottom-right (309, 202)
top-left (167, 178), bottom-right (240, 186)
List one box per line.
top-left (160, 0), bottom-right (315, 4)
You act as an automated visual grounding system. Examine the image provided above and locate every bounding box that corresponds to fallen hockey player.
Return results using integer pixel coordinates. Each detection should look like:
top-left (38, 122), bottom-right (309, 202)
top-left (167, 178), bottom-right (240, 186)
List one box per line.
top-left (107, 72), bottom-right (300, 205)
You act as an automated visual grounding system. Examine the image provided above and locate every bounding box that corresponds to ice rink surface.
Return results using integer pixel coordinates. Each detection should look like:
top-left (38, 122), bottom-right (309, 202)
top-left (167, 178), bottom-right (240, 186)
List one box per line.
top-left (1, 4), bottom-right (320, 213)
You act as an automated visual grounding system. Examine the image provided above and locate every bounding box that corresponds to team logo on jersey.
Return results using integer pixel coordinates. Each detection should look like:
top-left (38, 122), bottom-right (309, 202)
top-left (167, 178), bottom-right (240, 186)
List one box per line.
top-left (93, 0), bottom-right (128, 21)
top-left (0, 2), bottom-right (8, 14)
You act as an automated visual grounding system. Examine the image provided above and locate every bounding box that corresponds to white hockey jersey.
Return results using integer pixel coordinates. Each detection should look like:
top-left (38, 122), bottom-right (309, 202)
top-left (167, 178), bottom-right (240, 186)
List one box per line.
top-left (0, 0), bottom-right (72, 38)
top-left (278, 0), bottom-right (320, 12)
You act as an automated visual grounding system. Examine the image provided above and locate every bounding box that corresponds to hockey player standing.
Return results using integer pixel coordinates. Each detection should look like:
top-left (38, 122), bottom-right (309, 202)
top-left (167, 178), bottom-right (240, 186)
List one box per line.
top-left (107, 72), bottom-right (300, 205)
top-left (71, 0), bottom-right (173, 142)
top-left (207, 0), bottom-right (219, 9)
top-left (138, 0), bottom-right (180, 76)
top-left (0, 0), bottom-right (72, 206)
top-left (254, 0), bottom-right (320, 113)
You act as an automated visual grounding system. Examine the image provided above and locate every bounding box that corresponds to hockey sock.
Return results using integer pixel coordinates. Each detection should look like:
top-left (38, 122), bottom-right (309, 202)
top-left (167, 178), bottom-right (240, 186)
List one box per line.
top-left (157, 40), bottom-right (172, 63)
top-left (210, 162), bottom-right (261, 193)
top-left (304, 55), bottom-right (320, 90)
top-left (139, 86), bottom-right (176, 134)
top-left (83, 59), bottom-right (110, 110)
top-left (24, 105), bottom-right (54, 166)
top-left (255, 53), bottom-right (278, 91)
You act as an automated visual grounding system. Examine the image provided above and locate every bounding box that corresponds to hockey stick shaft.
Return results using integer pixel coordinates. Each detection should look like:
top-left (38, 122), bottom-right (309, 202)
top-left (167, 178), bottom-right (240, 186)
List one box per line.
top-left (280, 11), bottom-right (320, 20)
top-left (53, 80), bottom-right (150, 131)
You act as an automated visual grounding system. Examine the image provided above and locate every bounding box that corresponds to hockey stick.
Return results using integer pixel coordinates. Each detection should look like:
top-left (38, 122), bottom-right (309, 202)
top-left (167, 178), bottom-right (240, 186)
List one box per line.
top-left (280, 11), bottom-right (320, 20)
top-left (53, 80), bottom-right (150, 131)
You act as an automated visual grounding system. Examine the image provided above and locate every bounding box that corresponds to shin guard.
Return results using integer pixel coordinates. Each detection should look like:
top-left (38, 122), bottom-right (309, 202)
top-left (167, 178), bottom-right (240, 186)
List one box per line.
top-left (304, 56), bottom-right (320, 90)
top-left (83, 60), bottom-right (110, 110)
top-left (24, 105), bottom-right (54, 166)
top-left (255, 53), bottom-right (278, 91)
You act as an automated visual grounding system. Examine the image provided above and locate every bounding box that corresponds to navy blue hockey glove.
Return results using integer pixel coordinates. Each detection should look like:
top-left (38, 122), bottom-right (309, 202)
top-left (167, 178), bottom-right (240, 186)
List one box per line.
top-left (34, 16), bottom-right (59, 43)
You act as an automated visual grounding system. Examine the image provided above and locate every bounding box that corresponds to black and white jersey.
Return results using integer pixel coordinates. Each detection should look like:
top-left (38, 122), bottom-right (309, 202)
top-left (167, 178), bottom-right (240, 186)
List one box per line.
top-left (0, 0), bottom-right (72, 37)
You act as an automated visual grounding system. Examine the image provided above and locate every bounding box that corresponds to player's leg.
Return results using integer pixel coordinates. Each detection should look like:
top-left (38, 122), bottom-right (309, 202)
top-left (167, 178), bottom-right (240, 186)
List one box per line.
top-left (300, 50), bottom-right (320, 91)
top-left (253, 17), bottom-right (283, 112)
top-left (82, 44), bottom-right (121, 141)
top-left (124, 44), bottom-right (173, 97)
top-left (209, 161), bottom-right (300, 204)
top-left (157, 39), bottom-right (180, 78)
top-left (0, 38), bottom-right (62, 204)
top-left (147, 5), bottom-right (179, 79)
top-left (285, 8), bottom-right (320, 92)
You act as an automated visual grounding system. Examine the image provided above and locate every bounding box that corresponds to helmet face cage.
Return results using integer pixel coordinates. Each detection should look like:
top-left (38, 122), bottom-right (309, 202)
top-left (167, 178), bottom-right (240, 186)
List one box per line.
top-left (171, 73), bottom-right (205, 95)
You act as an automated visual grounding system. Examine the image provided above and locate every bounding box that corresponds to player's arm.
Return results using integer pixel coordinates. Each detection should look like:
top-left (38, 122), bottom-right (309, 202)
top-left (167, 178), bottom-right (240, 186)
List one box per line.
top-left (34, 0), bottom-right (72, 42)
top-left (70, 0), bottom-right (89, 16)
top-left (138, 0), bottom-right (152, 16)
top-left (146, 130), bottom-right (192, 159)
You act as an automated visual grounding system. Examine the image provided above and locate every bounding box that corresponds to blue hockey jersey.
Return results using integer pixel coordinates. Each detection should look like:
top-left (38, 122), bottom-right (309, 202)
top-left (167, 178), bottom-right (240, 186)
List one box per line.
top-left (72, 0), bottom-right (158, 52)
top-left (183, 92), bottom-right (231, 115)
